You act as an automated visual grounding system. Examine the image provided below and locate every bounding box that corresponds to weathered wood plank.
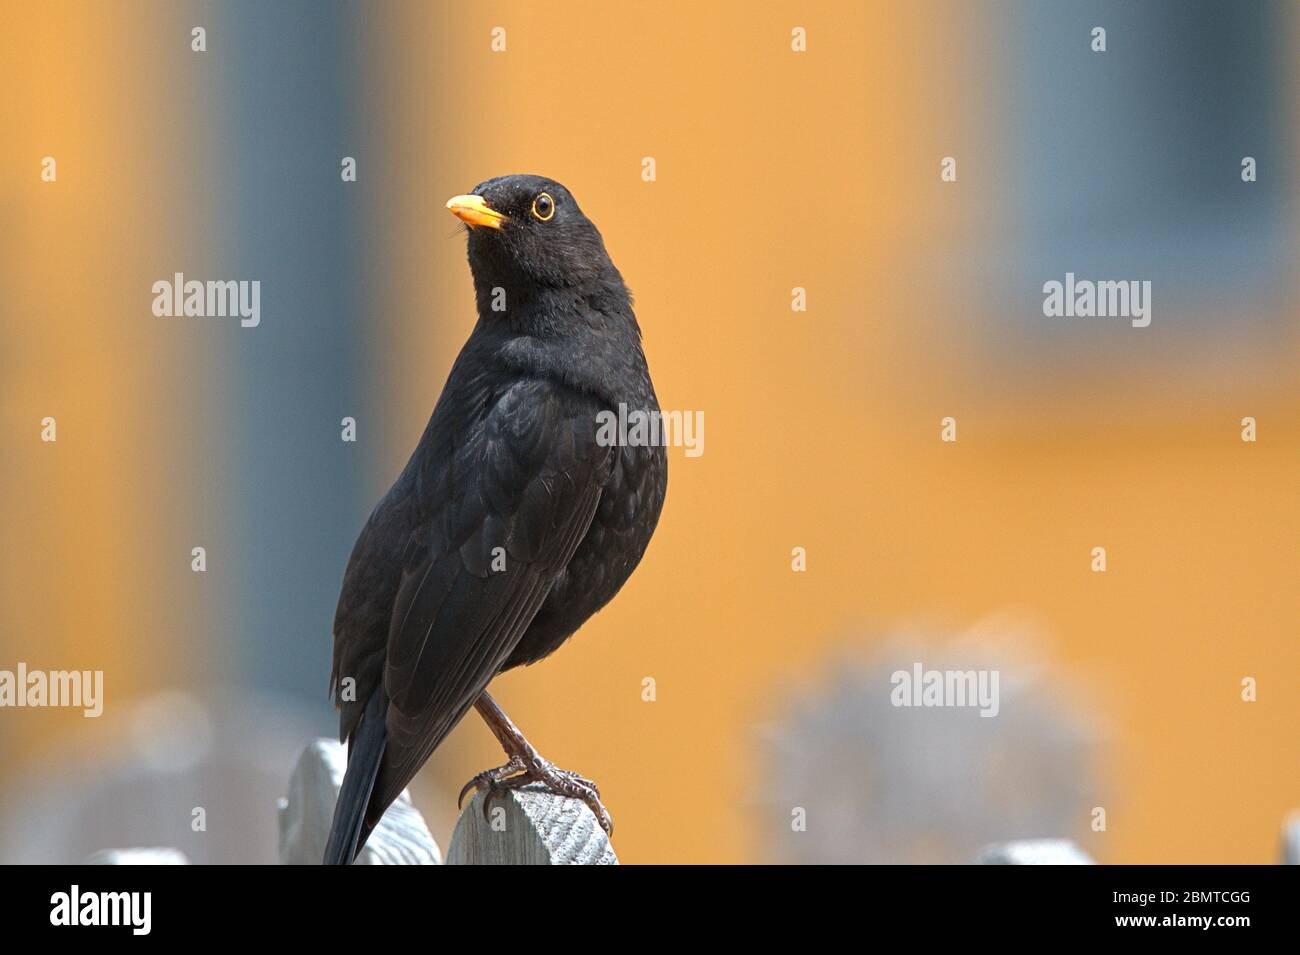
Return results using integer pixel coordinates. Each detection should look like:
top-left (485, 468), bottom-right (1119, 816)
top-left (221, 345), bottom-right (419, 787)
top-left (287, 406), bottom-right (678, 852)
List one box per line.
top-left (85, 848), bottom-right (189, 864)
top-left (975, 839), bottom-right (1094, 864)
top-left (277, 739), bottom-right (441, 865)
top-left (447, 784), bottom-right (617, 865)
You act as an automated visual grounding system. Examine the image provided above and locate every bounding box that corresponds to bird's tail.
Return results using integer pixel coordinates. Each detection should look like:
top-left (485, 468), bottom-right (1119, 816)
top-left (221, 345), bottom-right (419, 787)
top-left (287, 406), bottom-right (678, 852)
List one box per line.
top-left (323, 689), bottom-right (387, 865)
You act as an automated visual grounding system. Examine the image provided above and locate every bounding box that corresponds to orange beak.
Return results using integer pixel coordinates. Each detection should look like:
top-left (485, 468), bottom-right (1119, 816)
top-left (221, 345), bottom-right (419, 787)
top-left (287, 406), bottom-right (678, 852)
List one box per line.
top-left (446, 194), bottom-right (508, 230)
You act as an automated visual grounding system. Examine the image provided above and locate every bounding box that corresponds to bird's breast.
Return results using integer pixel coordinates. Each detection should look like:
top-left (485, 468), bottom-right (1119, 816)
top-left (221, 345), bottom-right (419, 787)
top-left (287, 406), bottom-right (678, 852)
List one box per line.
top-left (502, 438), bottom-right (665, 670)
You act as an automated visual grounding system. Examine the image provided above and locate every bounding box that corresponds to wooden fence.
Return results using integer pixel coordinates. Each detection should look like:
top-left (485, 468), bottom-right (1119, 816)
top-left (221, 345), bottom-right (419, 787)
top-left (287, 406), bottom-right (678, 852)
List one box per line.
top-left (87, 740), bottom-right (1300, 865)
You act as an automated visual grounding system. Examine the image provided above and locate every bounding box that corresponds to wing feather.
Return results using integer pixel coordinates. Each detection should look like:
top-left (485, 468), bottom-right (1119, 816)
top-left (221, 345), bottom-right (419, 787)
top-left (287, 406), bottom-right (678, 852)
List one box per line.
top-left (362, 377), bottom-right (611, 821)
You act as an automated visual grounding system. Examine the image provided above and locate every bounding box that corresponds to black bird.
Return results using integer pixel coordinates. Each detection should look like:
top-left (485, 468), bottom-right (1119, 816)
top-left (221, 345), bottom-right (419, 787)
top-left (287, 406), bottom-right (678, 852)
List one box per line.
top-left (323, 174), bottom-right (667, 864)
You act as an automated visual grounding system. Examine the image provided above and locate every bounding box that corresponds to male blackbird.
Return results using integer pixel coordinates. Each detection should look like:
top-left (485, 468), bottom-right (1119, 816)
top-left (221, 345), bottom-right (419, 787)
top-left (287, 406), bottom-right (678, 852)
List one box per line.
top-left (323, 175), bottom-right (667, 864)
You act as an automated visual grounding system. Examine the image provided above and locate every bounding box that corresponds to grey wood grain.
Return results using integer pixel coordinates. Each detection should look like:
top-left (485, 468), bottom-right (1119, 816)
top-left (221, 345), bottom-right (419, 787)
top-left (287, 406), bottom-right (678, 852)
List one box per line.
top-left (447, 784), bottom-right (617, 865)
top-left (277, 738), bottom-right (441, 865)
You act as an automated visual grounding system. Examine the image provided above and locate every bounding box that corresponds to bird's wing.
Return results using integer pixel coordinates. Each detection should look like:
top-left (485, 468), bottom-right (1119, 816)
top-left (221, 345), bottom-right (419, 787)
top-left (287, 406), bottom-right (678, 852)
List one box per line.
top-left (368, 376), bottom-right (613, 818)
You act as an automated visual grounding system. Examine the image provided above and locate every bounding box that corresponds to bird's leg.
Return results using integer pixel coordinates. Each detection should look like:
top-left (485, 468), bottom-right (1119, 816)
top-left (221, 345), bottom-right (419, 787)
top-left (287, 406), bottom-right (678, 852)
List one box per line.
top-left (458, 690), bottom-right (613, 834)
top-left (471, 691), bottom-right (601, 794)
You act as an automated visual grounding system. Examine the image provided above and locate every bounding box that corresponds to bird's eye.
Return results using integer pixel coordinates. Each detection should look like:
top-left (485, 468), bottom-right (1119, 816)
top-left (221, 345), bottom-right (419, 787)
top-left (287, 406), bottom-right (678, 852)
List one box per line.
top-left (531, 192), bottom-right (555, 222)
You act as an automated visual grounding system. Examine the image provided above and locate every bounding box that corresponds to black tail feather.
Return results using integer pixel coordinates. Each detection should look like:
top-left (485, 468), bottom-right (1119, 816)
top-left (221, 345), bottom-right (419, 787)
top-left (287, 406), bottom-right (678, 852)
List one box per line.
top-left (323, 690), bottom-right (387, 865)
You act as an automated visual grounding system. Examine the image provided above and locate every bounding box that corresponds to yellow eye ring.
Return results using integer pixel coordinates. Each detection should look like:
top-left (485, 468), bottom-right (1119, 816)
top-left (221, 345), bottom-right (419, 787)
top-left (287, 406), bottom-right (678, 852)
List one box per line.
top-left (531, 192), bottom-right (556, 221)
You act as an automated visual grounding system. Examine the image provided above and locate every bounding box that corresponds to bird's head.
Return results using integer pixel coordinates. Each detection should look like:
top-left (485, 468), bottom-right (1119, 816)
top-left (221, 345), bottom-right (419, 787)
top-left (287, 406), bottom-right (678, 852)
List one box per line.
top-left (446, 175), bottom-right (618, 298)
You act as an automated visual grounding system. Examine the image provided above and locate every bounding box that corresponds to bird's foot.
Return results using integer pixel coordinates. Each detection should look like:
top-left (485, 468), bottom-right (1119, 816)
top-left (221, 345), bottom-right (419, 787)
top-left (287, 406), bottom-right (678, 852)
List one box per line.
top-left (457, 754), bottom-right (526, 809)
top-left (467, 691), bottom-right (614, 835)
top-left (458, 756), bottom-right (613, 835)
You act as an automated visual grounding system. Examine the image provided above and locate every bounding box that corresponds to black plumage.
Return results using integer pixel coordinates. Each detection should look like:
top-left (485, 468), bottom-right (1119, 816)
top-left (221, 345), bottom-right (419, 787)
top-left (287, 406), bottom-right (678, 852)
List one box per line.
top-left (323, 175), bottom-right (666, 864)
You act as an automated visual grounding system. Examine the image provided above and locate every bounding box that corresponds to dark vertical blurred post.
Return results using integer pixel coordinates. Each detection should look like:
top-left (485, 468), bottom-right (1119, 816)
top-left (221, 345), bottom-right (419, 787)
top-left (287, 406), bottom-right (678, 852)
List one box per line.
top-left (208, 2), bottom-right (376, 713)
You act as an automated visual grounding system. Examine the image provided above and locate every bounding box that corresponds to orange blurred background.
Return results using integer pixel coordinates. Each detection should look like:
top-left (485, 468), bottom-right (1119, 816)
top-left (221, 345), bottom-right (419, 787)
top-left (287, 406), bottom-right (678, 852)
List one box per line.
top-left (1, 1), bottom-right (1295, 863)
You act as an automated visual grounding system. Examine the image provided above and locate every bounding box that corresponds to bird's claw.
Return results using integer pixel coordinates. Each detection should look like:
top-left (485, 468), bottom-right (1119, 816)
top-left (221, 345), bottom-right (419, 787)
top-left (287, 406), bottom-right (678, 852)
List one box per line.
top-left (457, 757), bottom-right (614, 835)
top-left (456, 755), bottom-right (526, 809)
